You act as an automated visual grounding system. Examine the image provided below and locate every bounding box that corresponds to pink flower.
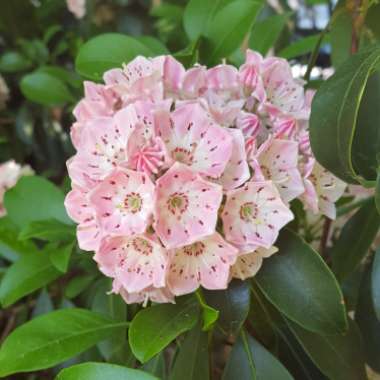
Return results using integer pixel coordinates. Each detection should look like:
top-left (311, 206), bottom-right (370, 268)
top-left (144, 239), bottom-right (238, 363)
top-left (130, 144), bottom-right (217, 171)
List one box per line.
top-left (167, 233), bottom-right (238, 295)
top-left (154, 163), bottom-right (223, 249)
top-left (95, 234), bottom-right (167, 293)
top-left (90, 169), bottom-right (155, 236)
top-left (222, 181), bottom-right (293, 249)
top-left (66, 0), bottom-right (86, 18)
top-left (181, 65), bottom-right (207, 98)
top-left (231, 246), bottom-right (278, 280)
top-left (236, 111), bottom-right (261, 138)
top-left (64, 187), bottom-right (102, 251)
top-left (239, 50), bottom-right (265, 98)
top-left (301, 160), bottom-right (346, 219)
top-left (157, 102), bottom-right (233, 178)
top-left (215, 128), bottom-right (250, 190)
top-left (249, 137), bottom-right (304, 202)
top-left (117, 285), bottom-right (175, 306)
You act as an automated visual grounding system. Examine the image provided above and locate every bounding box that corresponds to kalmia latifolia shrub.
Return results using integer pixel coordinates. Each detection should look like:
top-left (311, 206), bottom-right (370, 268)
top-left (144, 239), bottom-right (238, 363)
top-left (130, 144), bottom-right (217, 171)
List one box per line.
top-left (65, 50), bottom-right (346, 305)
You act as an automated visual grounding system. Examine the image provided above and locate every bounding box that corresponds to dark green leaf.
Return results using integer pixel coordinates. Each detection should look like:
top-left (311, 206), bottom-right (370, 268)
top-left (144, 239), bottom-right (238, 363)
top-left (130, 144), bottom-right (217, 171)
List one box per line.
top-left (332, 198), bottom-right (380, 281)
top-left (4, 176), bottom-right (72, 229)
top-left (330, 4), bottom-right (352, 69)
top-left (49, 241), bottom-right (74, 273)
top-left (279, 34), bottom-right (326, 60)
top-left (204, 279), bottom-right (250, 336)
top-left (223, 330), bottom-right (293, 380)
top-left (0, 249), bottom-right (61, 307)
top-left (249, 12), bottom-right (291, 55)
top-left (183, 0), bottom-right (231, 41)
top-left (56, 362), bottom-right (158, 380)
top-left (65, 274), bottom-right (96, 299)
top-left (255, 229), bottom-right (347, 334)
top-left (142, 353), bottom-right (166, 379)
top-left (136, 36), bottom-right (170, 55)
top-left (376, 170), bottom-right (380, 214)
top-left (32, 288), bottom-right (54, 318)
top-left (356, 265), bottom-right (380, 372)
top-left (75, 33), bottom-right (152, 81)
top-left (288, 319), bottom-right (367, 380)
top-left (169, 323), bottom-right (209, 380)
top-left (195, 290), bottom-right (219, 331)
top-left (372, 248), bottom-right (380, 320)
top-left (310, 46), bottom-right (380, 183)
top-left (0, 51), bottom-right (32, 72)
top-left (204, 0), bottom-right (262, 65)
top-left (129, 297), bottom-right (199, 363)
top-left (20, 71), bottom-right (73, 106)
top-left (19, 219), bottom-right (76, 242)
top-left (0, 309), bottom-right (128, 377)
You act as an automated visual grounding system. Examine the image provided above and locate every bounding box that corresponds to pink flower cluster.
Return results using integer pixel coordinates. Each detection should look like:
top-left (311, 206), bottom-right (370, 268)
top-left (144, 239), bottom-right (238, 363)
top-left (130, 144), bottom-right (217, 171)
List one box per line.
top-left (0, 160), bottom-right (32, 217)
top-left (65, 50), bottom-right (346, 304)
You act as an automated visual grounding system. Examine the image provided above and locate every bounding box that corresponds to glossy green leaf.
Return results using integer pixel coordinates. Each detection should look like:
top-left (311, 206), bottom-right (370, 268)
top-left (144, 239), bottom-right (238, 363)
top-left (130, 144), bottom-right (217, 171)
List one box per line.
top-left (204, 0), bottom-right (262, 65)
top-left (310, 46), bottom-right (380, 183)
top-left (129, 298), bottom-right (199, 363)
top-left (249, 12), bottom-right (291, 55)
top-left (0, 51), bottom-right (32, 72)
top-left (75, 33), bottom-right (152, 81)
top-left (49, 241), bottom-right (74, 273)
top-left (169, 323), bottom-right (209, 380)
top-left (0, 309), bottom-right (128, 377)
top-left (19, 219), bottom-right (76, 242)
top-left (56, 362), bottom-right (158, 380)
top-left (255, 229), bottom-right (347, 334)
top-left (204, 280), bottom-right (250, 336)
top-left (223, 330), bottom-right (293, 380)
top-left (0, 249), bottom-right (61, 307)
top-left (183, 0), bottom-right (231, 40)
top-left (372, 248), bottom-right (380, 320)
top-left (20, 71), bottom-right (73, 106)
top-left (330, 4), bottom-right (352, 69)
top-left (142, 353), bottom-right (166, 379)
top-left (136, 36), bottom-right (170, 55)
top-left (196, 290), bottom-right (219, 331)
top-left (288, 319), bottom-right (367, 380)
top-left (356, 265), bottom-right (380, 372)
top-left (279, 34), bottom-right (326, 59)
top-left (65, 274), bottom-right (95, 299)
top-left (4, 176), bottom-right (72, 229)
top-left (332, 198), bottom-right (380, 281)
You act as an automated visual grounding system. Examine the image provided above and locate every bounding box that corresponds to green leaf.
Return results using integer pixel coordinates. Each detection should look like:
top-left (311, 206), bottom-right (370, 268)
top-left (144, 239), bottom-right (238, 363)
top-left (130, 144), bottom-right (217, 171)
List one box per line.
top-left (49, 241), bottom-right (74, 273)
top-left (330, 4), bottom-right (352, 69)
top-left (356, 265), bottom-right (380, 372)
top-left (169, 323), bottom-right (209, 380)
top-left (136, 36), bottom-right (170, 55)
top-left (129, 297), bottom-right (199, 363)
top-left (75, 33), bottom-right (152, 81)
top-left (287, 319), bottom-right (367, 380)
top-left (255, 229), bottom-right (348, 334)
top-left (376, 170), bottom-right (380, 214)
top-left (56, 362), bottom-right (157, 380)
top-left (195, 290), bottom-right (219, 331)
top-left (0, 249), bottom-right (61, 307)
top-left (223, 330), bottom-right (294, 380)
top-left (309, 46), bottom-right (380, 183)
top-left (0, 51), bottom-right (32, 72)
top-left (0, 226), bottom-right (37, 262)
top-left (278, 34), bottom-right (326, 60)
top-left (20, 71), bottom-right (73, 106)
top-left (372, 248), bottom-right (380, 320)
top-left (142, 353), bottom-right (166, 379)
top-left (204, 0), bottom-right (262, 65)
top-left (4, 176), bottom-right (72, 229)
top-left (0, 309), bottom-right (129, 377)
top-left (204, 279), bottom-right (250, 336)
top-left (65, 274), bottom-right (95, 299)
top-left (183, 0), bottom-right (231, 41)
top-left (19, 219), bottom-right (76, 242)
top-left (32, 289), bottom-right (54, 318)
top-left (332, 198), bottom-right (380, 281)
top-left (249, 12), bottom-right (291, 55)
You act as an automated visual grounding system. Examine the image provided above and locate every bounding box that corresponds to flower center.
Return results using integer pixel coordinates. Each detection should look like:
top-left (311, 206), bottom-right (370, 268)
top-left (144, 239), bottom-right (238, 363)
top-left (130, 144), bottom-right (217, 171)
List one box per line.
top-left (183, 241), bottom-right (206, 257)
top-left (240, 202), bottom-right (258, 222)
top-left (171, 147), bottom-right (194, 165)
top-left (260, 165), bottom-right (272, 179)
top-left (132, 237), bottom-right (153, 256)
top-left (124, 192), bottom-right (142, 213)
top-left (167, 192), bottom-right (189, 215)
